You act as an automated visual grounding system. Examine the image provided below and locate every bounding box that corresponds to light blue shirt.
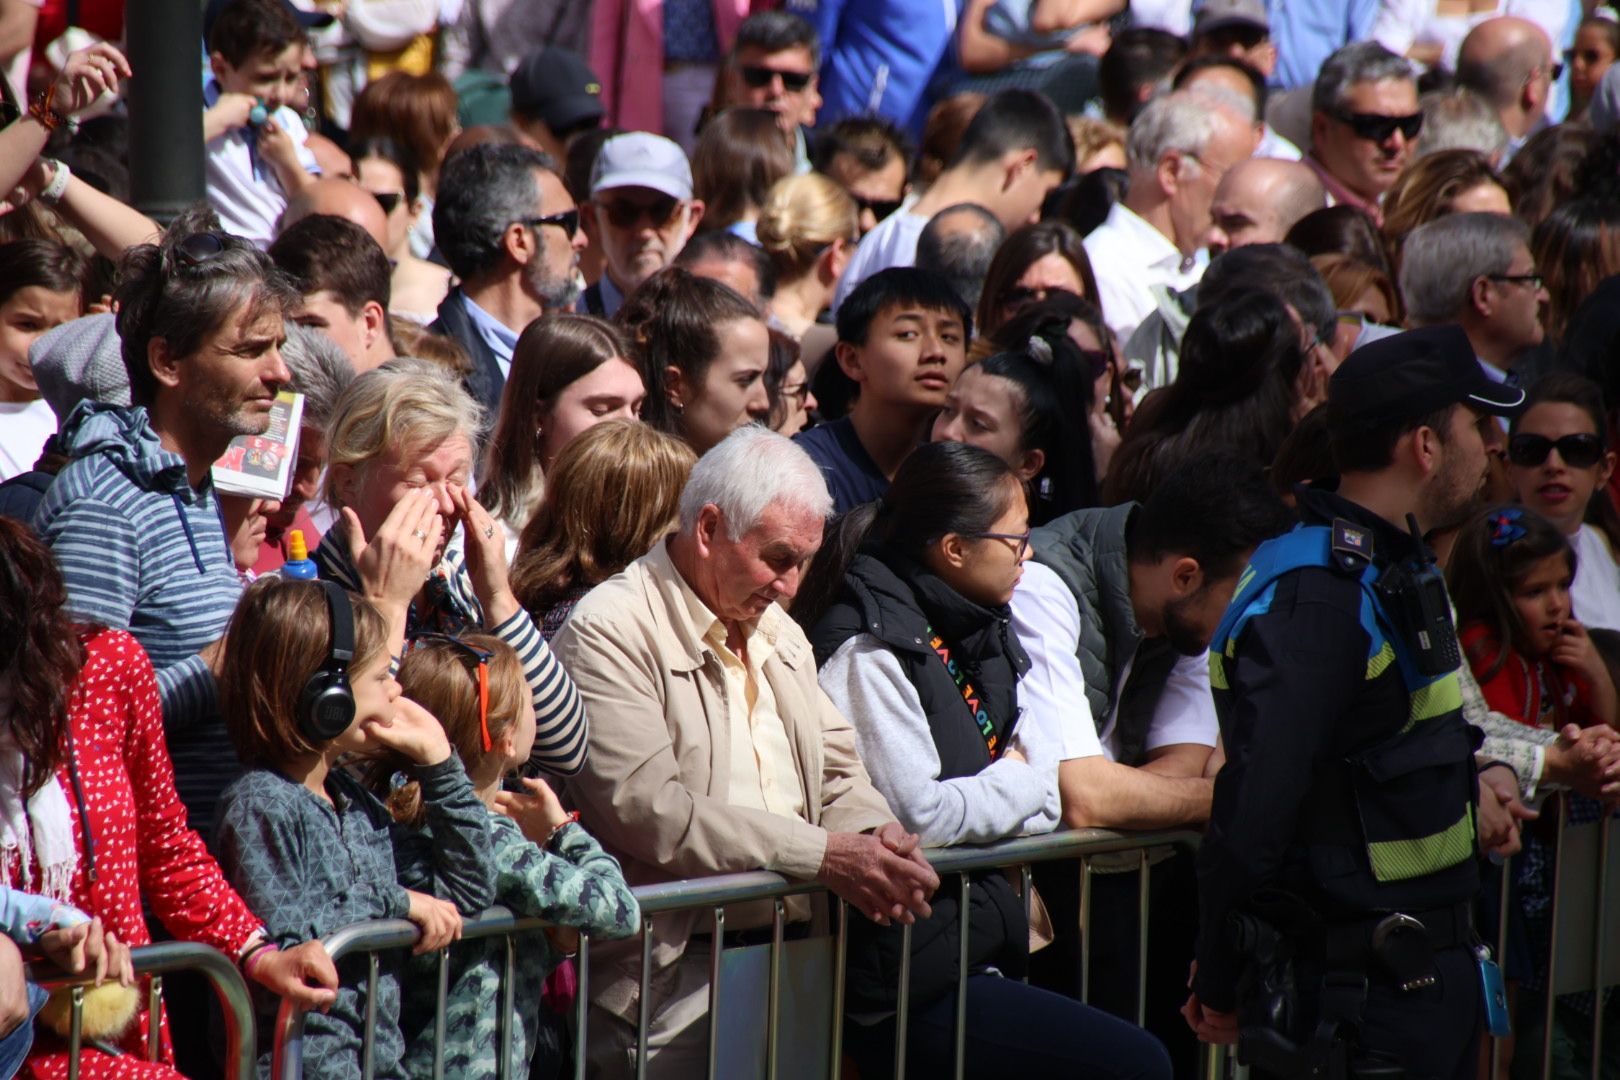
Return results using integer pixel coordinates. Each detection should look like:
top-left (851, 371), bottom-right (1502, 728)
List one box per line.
top-left (460, 293), bottom-right (518, 380)
top-left (1267, 0), bottom-right (1378, 90)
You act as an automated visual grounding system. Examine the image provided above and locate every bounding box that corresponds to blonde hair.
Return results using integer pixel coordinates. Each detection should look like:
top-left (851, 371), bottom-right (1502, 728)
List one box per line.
top-left (380, 633), bottom-right (525, 825)
top-left (756, 173), bottom-right (860, 281)
top-left (322, 358), bottom-right (486, 511)
top-left (218, 578), bottom-right (390, 773)
top-left (512, 420), bottom-right (696, 613)
top-left (1067, 116), bottom-right (1126, 169)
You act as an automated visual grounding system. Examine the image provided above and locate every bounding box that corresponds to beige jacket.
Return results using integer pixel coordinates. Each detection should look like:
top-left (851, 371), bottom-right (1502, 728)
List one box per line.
top-left (550, 542), bottom-right (897, 1021)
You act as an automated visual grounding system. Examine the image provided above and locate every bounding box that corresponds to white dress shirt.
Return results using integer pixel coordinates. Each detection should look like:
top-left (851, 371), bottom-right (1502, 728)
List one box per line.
top-left (1083, 202), bottom-right (1206, 344)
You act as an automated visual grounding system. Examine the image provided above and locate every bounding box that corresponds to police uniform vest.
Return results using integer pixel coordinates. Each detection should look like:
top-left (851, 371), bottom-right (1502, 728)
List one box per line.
top-left (1029, 504), bottom-right (1176, 767)
top-left (1210, 520), bottom-right (1480, 913)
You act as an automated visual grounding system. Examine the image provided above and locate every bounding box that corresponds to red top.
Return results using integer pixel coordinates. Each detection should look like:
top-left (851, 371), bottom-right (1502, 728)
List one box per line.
top-left (1460, 622), bottom-right (1598, 732)
top-left (22, 628), bottom-right (263, 1079)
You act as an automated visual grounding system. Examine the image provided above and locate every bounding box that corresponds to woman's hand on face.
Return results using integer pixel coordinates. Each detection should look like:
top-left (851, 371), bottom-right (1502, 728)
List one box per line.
top-left (492, 776), bottom-right (572, 845)
top-left (404, 890), bottom-right (462, 954)
top-left (362, 695), bottom-right (453, 767)
top-left (448, 485), bottom-right (518, 625)
top-left (342, 487), bottom-right (442, 614)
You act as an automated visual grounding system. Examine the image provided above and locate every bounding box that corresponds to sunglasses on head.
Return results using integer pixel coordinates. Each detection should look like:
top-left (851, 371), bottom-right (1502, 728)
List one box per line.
top-left (596, 195), bottom-right (682, 230)
top-left (1507, 432), bottom-right (1606, 469)
top-left (174, 231), bottom-right (230, 271)
top-left (1331, 109), bottom-right (1423, 142)
top-left (521, 208), bottom-right (581, 240)
top-left (739, 65), bottom-right (813, 92)
top-left (410, 633), bottom-right (495, 753)
top-left (372, 191), bottom-right (404, 215)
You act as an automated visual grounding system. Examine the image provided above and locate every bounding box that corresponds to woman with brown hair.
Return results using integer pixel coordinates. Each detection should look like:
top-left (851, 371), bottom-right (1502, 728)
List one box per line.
top-left (1379, 149), bottom-right (1509, 272)
top-left (479, 314), bottom-right (646, 554)
top-left (512, 420), bottom-right (697, 638)
top-left (0, 519), bottom-right (338, 1078)
top-left (1530, 197), bottom-right (1620, 348)
top-left (975, 221), bottom-right (1102, 341)
top-left (1309, 253), bottom-right (1401, 361)
top-left (691, 108), bottom-right (796, 243)
top-left (347, 71), bottom-right (461, 260)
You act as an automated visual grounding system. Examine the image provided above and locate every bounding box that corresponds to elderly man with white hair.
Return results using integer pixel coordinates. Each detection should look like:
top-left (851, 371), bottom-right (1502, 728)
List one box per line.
top-left (550, 425), bottom-right (937, 1079)
top-left (1083, 90), bottom-right (1257, 342)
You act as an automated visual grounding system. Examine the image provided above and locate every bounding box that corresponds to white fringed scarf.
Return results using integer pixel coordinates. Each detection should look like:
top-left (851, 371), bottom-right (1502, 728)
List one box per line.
top-left (0, 677), bottom-right (78, 904)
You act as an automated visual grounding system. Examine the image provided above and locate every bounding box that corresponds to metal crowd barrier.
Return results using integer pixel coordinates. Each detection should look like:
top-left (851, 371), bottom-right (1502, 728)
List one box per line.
top-left (269, 826), bottom-right (1213, 1080)
top-left (25, 939), bottom-right (257, 1080)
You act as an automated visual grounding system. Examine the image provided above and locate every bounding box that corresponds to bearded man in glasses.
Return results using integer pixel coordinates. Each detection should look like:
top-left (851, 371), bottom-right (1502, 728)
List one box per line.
top-left (1306, 42), bottom-right (1421, 224)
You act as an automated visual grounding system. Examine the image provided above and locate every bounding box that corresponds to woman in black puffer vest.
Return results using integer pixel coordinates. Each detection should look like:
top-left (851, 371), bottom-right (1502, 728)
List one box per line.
top-left (796, 441), bottom-right (1172, 1080)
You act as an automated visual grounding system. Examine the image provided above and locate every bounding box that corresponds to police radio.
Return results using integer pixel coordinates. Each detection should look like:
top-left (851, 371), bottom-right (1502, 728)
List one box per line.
top-left (1373, 514), bottom-right (1461, 679)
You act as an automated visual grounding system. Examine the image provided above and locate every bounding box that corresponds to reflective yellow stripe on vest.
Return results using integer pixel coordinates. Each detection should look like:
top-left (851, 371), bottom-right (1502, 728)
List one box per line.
top-left (1365, 802), bottom-right (1476, 882)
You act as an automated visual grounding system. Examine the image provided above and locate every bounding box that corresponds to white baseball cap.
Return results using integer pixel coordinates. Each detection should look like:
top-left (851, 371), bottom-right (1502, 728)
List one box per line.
top-left (589, 132), bottom-right (694, 201)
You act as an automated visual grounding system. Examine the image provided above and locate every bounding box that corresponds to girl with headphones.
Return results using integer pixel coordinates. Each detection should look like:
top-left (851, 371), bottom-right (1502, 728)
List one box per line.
top-left (215, 577), bottom-right (497, 1080)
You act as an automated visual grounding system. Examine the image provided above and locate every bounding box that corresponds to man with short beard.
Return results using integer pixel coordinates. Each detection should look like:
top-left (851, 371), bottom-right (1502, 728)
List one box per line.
top-left (430, 142), bottom-right (587, 415)
top-left (1185, 325), bottom-right (1525, 1076)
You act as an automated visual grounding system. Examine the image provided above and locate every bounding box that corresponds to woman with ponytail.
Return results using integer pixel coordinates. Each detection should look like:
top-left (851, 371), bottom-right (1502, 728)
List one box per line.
top-left (796, 441), bottom-right (1172, 1080)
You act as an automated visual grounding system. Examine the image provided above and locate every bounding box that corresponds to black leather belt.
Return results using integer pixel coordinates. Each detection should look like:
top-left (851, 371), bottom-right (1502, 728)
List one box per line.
top-left (690, 922), bottom-right (812, 950)
top-left (1315, 901), bottom-right (1475, 991)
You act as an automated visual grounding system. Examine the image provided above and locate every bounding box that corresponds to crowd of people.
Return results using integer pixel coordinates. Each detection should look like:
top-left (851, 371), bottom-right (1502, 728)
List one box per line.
top-left (3, 0), bottom-right (1620, 1077)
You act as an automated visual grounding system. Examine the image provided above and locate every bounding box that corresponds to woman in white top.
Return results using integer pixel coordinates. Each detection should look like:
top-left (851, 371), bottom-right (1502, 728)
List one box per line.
top-left (0, 239), bottom-right (83, 481)
top-left (1506, 372), bottom-right (1620, 632)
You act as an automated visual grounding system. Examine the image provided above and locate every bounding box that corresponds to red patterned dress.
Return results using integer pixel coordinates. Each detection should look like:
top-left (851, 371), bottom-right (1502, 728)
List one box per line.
top-left (17, 628), bottom-right (263, 1079)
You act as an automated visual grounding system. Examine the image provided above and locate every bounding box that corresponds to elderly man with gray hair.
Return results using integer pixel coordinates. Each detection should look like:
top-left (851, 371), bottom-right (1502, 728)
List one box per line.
top-left (429, 142), bottom-right (588, 415)
top-left (1083, 89), bottom-right (1257, 342)
top-left (550, 424), bottom-right (936, 1078)
top-left (1399, 211), bottom-right (1548, 379)
top-left (1305, 41), bottom-right (1420, 223)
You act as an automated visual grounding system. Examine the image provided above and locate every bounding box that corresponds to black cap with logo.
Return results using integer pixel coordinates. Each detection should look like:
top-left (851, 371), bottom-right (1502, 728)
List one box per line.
top-left (508, 47), bottom-right (605, 136)
top-left (1328, 325), bottom-right (1527, 430)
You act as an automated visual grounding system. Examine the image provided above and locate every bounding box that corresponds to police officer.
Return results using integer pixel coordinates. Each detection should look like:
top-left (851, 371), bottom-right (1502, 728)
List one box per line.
top-left (1182, 326), bottom-right (1525, 1079)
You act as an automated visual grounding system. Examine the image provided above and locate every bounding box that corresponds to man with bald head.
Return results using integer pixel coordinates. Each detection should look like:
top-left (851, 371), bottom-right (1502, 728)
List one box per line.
top-left (1205, 158), bottom-right (1327, 256)
top-left (279, 177), bottom-right (390, 250)
top-left (1457, 17), bottom-right (1558, 158)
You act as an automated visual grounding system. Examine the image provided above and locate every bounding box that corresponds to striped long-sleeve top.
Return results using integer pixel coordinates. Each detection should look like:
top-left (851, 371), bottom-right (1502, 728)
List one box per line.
top-left (33, 403), bottom-right (245, 837)
top-left (312, 522), bottom-right (589, 775)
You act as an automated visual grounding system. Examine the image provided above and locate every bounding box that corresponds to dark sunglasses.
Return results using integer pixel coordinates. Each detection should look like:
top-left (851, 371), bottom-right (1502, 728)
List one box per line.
top-left (852, 193), bottom-right (904, 221)
top-left (174, 231), bottom-right (230, 270)
top-left (739, 65), bottom-right (813, 92)
top-left (1200, 23), bottom-right (1268, 51)
top-left (1330, 109), bottom-right (1423, 142)
top-left (521, 208), bottom-right (580, 240)
top-left (372, 191), bottom-right (404, 215)
top-left (1507, 432), bottom-right (1606, 469)
top-left (596, 195), bottom-right (682, 230)
top-left (410, 633), bottom-right (495, 753)
top-left (1547, 61), bottom-right (1566, 81)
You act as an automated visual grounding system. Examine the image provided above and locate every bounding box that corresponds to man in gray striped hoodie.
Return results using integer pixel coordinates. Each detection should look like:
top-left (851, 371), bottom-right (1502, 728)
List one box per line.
top-left (34, 229), bottom-right (298, 837)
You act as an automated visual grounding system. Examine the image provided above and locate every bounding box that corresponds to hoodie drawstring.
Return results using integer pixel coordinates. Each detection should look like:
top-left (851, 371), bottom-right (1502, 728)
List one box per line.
top-left (172, 494), bottom-right (208, 575)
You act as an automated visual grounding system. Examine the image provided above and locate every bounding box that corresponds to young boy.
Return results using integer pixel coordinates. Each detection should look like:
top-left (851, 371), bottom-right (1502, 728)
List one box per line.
top-left (204, 0), bottom-right (319, 248)
top-left (794, 267), bottom-right (969, 514)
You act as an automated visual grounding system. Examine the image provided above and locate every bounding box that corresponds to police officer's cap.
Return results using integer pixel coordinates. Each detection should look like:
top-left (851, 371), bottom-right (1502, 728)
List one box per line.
top-left (1328, 325), bottom-right (1527, 430)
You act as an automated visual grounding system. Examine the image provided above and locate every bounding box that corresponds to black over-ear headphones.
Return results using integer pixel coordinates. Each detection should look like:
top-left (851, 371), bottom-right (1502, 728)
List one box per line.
top-left (296, 579), bottom-right (357, 743)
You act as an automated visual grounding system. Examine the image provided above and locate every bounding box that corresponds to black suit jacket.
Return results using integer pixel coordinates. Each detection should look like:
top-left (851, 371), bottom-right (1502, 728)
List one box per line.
top-left (428, 287), bottom-right (507, 417)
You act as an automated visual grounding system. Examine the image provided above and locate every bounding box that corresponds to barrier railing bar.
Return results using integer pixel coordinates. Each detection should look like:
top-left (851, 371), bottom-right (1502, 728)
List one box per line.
top-left (68, 987), bottom-right (83, 1080)
top-left (362, 950), bottom-right (379, 1080)
top-left (1542, 795), bottom-right (1569, 1080)
top-left (1592, 814), bottom-right (1610, 1080)
top-left (1019, 865), bottom-right (1033, 985)
top-left (1080, 858), bottom-right (1093, 1004)
top-left (634, 914), bottom-right (652, 1080)
top-left (706, 906), bottom-right (723, 1080)
top-left (894, 920), bottom-right (912, 1078)
top-left (431, 948), bottom-right (448, 1080)
top-left (1490, 852), bottom-right (1512, 1080)
top-left (574, 932), bottom-right (590, 1080)
top-left (829, 898), bottom-right (847, 1078)
top-left (1137, 848), bottom-right (1150, 1027)
top-left (498, 933), bottom-right (516, 1080)
top-left (767, 898), bottom-right (785, 1079)
top-left (146, 974), bottom-right (162, 1063)
top-left (953, 873), bottom-right (971, 1080)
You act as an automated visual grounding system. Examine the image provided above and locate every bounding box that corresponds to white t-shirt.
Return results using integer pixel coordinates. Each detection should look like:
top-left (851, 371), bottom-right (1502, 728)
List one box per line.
top-left (1571, 524), bottom-right (1620, 633)
top-left (0, 398), bottom-right (57, 481)
top-left (203, 80), bottom-right (320, 249)
top-left (831, 207), bottom-right (929, 312)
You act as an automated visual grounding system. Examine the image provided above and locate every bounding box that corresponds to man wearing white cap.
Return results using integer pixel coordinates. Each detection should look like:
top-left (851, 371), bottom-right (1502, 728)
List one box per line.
top-left (579, 132), bottom-right (707, 319)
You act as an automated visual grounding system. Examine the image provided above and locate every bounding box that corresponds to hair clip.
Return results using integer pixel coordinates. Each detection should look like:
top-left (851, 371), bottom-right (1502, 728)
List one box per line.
top-left (1487, 507), bottom-right (1527, 547)
top-left (1024, 336), bottom-right (1054, 365)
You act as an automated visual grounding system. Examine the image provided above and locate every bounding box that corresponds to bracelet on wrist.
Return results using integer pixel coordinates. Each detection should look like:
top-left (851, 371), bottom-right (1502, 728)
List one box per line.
top-left (28, 84), bottom-right (71, 133)
top-left (239, 938), bottom-right (277, 975)
top-left (544, 811), bottom-right (580, 850)
top-left (39, 159), bottom-right (71, 205)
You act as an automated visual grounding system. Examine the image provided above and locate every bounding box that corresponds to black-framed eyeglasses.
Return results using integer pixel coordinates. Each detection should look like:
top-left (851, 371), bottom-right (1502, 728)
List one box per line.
top-left (1544, 61), bottom-right (1566, 82)
top-left (521, 208), bottom-right (580, 241)
top-left (595, 195), bottom-right (682, 230)
top-left (851, 193), bottom-right (903, 221)
top-left (1507, 432), bottom-right (1606, 469)
top-left (409, 633), bottom-right (495, 752)
top-left (1487, 271), bottom-right (1544, 290)
top-left (372, 191), bottom-right (404, 215)
top-left (1330, 109), bottom-right (1423, 142)
top-left (962, 530), bottom-right (1032, 559)
top-left (174, 231), bottom-right (230, 270)
top-left (738, 65), bottom-right (813, 92)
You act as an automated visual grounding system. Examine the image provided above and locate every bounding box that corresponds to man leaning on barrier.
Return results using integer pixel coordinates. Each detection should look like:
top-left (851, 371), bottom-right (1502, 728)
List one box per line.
top-left (550, 426), bottom-right (938, 1078)
top-left (1185, 326), bottom-right (1527, 1078)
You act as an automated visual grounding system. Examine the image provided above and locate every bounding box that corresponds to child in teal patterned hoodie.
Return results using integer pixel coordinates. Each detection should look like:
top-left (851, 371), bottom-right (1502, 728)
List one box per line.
top-left (383, 634), bottom-right (639, 1079)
